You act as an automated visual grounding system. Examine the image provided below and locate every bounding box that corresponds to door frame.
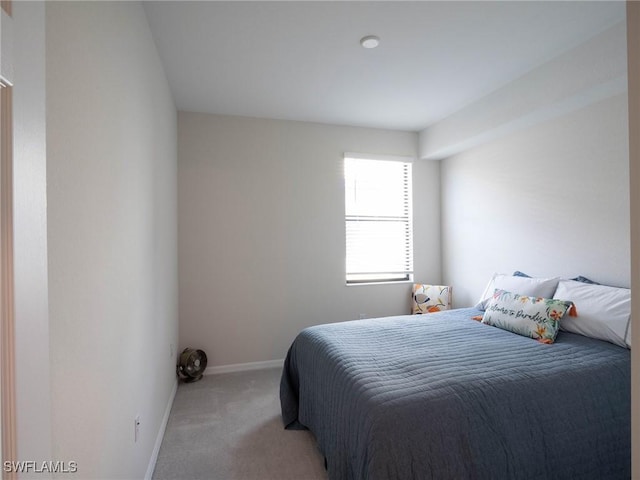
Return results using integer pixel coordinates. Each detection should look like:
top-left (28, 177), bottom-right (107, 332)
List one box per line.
top-left (0, 0), bottom-right (16, 477)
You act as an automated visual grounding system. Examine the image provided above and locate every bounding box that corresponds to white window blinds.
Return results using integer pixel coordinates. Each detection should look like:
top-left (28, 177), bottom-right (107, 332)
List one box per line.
top-left (344, 155), bottom-right (413, 284)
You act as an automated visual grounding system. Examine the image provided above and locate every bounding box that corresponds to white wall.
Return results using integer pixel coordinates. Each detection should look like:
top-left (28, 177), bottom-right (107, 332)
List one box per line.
top-left (178, 113), bottom-right (440, 368)
top-left (46, 2), bottom-right (177, 478)
top-left (12, 1), bottom-right (52, 473)
top-left (419, 18), bottom-right (630, 308)
top-left (439, 94), bottom-right (629, 307)
top-left (419, 21), bottom-right (627, 161)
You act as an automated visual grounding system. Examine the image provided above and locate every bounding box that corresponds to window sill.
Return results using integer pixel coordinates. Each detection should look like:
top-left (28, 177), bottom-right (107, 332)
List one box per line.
top-left (346, 280), bottom-right (413, 287)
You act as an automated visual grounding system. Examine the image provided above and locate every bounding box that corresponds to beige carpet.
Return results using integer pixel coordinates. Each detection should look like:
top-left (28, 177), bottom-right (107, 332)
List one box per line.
top-left (152, 367), bottom-right (327, 480)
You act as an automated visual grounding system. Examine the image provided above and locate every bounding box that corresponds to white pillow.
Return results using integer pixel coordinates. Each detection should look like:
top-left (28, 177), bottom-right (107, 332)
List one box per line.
top-left (475, 273), bottom-right (560, 311)
top-left (554, 279), bottom-right (631, 348)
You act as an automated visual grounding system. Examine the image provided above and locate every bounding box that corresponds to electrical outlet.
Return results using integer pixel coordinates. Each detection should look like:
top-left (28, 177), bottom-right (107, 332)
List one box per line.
top-left (359, 313), bottom-right (366, 319)
top-left (134, 415), bottom-right (141, 443)
top-left (170, 343), bottom-right (174, 358)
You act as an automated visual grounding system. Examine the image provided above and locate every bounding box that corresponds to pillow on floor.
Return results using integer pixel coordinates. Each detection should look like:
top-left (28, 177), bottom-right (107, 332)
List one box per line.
top-left (475, 273), bottom-right (560, 311)
top-left (554, 279), bottom-right (630, 348)
top-left (412, 284), bottom-right (452, 314)
top-left (482, 289), bottom-right (573, 343)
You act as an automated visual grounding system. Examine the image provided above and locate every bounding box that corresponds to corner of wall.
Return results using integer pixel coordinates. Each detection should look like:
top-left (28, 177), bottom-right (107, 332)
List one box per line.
top-left (419, 20), bottom-right (628, 161)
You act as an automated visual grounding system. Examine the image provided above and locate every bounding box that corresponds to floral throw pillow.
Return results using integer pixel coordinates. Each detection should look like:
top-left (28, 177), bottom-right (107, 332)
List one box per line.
top-left (412, 284), bottom-right (452, 314)
top-left (481, 289), bottom-right (573, 344)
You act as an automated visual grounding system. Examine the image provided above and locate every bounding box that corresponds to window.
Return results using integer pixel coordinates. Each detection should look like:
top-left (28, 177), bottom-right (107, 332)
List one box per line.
top-left (344, 154), bottom-right (413, 284)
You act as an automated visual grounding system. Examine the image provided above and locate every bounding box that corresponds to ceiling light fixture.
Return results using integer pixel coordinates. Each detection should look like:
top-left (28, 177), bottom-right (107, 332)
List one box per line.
top-left (360, 35), bottom-right (380, 49)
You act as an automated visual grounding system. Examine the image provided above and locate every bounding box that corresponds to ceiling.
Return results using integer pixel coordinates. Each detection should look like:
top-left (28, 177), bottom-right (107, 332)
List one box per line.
top-left (144, 1), bottom-right (625, 132)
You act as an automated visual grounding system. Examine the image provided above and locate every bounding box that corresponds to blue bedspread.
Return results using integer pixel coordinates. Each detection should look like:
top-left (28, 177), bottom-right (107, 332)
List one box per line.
top-left (280, 308), bottom-right (630, 479)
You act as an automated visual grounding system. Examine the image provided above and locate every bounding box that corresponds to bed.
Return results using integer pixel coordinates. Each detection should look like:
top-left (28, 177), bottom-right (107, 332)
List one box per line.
top-left (280, 307), bottom-right (630, 479)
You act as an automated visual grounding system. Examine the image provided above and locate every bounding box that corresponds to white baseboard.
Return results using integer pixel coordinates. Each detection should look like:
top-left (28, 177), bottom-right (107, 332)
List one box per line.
top-left (204, 358), bottom-right (284, 376)
top-left (145, 378), bottom-right (178, 480)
